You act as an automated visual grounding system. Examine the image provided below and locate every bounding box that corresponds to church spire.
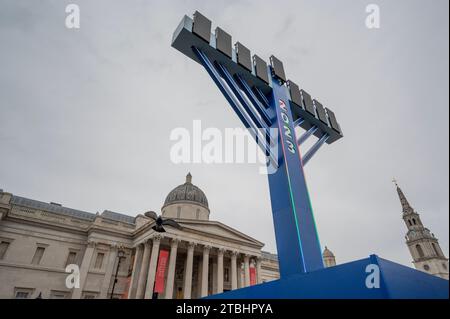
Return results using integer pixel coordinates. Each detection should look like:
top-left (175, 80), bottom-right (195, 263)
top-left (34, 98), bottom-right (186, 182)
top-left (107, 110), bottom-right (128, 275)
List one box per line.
top-left (394, 179), bottom-right (449, 279)
top-left (393, 178), bottom-right (414, 214)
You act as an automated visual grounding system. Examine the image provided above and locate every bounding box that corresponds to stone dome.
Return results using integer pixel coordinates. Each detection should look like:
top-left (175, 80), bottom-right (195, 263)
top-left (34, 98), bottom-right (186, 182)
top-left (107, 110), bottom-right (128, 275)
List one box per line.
top-left (163, 173), bottom-right (209, 209)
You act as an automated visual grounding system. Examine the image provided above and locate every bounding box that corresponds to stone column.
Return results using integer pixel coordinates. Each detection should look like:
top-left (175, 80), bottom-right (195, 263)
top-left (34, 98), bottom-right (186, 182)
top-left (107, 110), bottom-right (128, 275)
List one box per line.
top-left (230, 251), bottom-right (238, 290)
top-left (237, 259), bottom-right (243, 289)
top-left (201, 245), bottom-right (211, 297)
top-left (144, 235), bottom-right (162, 299)
top-left (196, 258), bottom-right (203, 298)
top-left (72, 241), bottom-right (96, 299)
top-left (256, 257), bottom-right (262, 284)
top-left (164, 238), bottom-right (179, 299)
top-left (244, 254), bottom-right (250, 287)
top-left (135, 241), bottom-right (151, 299)
top-left (183, 242), bottom-right (195, 299)
top-left (99, 245), bottom-right (119, 298)
top-left (127, 244), bottom-right (144, 299)
top-left (212, 261), bottom-right (218, 293)
top-left (217, 248), bottom-right (225, 294)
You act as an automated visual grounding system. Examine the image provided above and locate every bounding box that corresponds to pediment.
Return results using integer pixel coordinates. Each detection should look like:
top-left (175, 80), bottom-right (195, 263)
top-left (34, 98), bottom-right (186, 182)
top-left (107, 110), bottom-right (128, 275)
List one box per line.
top-left (177, 220), bottom-right (264, 247)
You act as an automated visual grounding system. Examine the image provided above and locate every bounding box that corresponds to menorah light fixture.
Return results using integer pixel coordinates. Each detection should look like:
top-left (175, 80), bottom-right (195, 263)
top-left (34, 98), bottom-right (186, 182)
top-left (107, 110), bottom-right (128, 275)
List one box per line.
top-left (170, 11), bottom-right (448, 299)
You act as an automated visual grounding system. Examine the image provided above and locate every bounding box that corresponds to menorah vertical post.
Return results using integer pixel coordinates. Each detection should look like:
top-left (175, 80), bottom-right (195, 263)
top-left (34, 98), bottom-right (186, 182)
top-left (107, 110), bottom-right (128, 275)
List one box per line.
top-left (267, 77), bottom-right (324, 276)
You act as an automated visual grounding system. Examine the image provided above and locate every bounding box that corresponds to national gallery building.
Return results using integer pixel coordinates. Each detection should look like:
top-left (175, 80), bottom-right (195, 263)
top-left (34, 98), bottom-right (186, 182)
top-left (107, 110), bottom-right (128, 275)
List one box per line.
top-left (0, 174), bottom-right (335, 299)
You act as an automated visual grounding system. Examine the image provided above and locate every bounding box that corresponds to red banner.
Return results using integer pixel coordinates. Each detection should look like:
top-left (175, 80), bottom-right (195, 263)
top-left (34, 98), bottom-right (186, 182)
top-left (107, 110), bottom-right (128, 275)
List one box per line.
top-left (250, 267), bottom-right (257, 286)
top-left (122, 275), bottom-right (132, 299)
top-left (154, 250), bottom-right (169, 293)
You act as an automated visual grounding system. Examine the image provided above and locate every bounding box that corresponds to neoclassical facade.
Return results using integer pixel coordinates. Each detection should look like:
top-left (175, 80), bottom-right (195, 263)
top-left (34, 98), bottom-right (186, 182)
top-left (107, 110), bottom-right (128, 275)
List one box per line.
top-left (0, 174), bottom-right (284, 299)
top-left (0, 174), bottom-right (338, 299)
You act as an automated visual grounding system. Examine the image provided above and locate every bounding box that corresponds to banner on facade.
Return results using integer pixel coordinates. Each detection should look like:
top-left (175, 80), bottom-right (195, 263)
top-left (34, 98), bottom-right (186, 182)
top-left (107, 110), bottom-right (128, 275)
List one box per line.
top-left (154, 250), bottom-right (169, 293)
top-left (122, 275), bottom-right (132, 299)
top-left (250, 267), bottom-right (257, 286)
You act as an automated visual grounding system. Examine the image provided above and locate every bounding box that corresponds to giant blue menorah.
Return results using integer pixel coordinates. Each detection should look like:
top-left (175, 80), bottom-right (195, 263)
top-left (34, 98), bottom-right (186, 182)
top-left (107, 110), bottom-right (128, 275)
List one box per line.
top-left (171, 11), bottom-right (448, 299)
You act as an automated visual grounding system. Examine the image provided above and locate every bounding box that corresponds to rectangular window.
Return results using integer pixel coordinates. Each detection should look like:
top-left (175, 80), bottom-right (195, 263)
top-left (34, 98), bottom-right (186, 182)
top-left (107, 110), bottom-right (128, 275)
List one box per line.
top-left (50, 291), bottom-right (68, 299)
top-left (0, 241), bottom-right (10, 260)
top-left (65, 251), bottom-right (77, 267)
top-left (94, 252), bottom-right (104, 269)
top-left (14, 288), bottom-right (34, 299)
top-left (82, 292), bottom-right (97, 299)
top-left (31, 247), bottom-right (45, 265)
top-left (15, 292), bottom-right (30, 299)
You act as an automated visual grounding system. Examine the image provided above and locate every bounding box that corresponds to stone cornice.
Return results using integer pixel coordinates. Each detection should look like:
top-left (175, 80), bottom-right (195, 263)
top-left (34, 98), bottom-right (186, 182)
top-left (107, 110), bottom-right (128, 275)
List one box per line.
top-left (8, 206), bottom-right (92, 232)
top-left (3, 215), bottom-right (89, 237)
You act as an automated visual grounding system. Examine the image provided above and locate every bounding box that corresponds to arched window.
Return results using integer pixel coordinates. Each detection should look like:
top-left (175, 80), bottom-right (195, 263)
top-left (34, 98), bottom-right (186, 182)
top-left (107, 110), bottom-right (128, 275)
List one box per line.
top-left (412, 219), bottom-right (417, 225)
top-left (432, 243), bottom-right (440, 257)
top-left (416, 244), bottom-right (425, 258)
top-left (408, 220), bottom-right (412, 226)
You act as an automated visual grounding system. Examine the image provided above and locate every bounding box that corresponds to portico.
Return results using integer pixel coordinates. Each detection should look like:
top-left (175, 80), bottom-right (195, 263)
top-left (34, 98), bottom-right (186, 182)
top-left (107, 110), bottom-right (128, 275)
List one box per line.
top-left (127, 228), bottom-right (263, 299)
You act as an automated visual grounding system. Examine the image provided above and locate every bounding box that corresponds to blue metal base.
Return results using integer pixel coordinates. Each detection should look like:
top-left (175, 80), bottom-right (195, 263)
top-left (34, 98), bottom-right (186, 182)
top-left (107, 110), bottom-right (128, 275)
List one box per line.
top-left (207, 255), bottom-right (449, 299)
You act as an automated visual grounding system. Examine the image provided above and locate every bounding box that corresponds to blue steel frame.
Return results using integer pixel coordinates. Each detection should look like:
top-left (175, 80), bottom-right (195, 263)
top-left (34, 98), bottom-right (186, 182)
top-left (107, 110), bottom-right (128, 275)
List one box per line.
top-left (193, 47), bottom-right (326, 275)
top-left (171, 14), bottom-right (449, 298)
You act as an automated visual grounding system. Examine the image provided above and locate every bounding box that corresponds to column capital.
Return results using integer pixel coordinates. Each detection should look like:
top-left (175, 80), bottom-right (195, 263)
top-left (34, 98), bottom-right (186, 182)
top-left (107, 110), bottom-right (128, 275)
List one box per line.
top-left (187, 241), bottom-right (197, 248)
top-left (87, 240), bottom-right (97, 248)
top-left (218, 247), bottom-right (226, 255)
top-left (111, 242), bottom-right (125, 250)
top-left (170, 237), bottom-right (180, 247)
top-left (143, 240), bottom-right (151, 247)
top-left (231, 250), bottom-right (239, 257)
top-left (203, 245), bottom-right (212, 252)
top-left (151, 234), bottom-right (163, 243)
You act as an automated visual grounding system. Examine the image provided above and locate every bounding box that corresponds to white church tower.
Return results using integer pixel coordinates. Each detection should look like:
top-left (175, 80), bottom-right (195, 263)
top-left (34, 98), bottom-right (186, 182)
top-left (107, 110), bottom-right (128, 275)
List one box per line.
top-left (394, 180), bottom-right (449, 279)
top-left (322, 247), bottom-right (336, 268)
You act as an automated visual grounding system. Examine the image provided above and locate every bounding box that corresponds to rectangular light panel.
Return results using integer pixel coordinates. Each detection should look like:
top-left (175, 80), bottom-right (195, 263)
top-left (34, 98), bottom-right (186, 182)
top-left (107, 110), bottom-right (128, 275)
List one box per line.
top-left (325, 108), bottom-right (341, 134)
top-left (215, 27), bottom-right (232, 58)
top-left (253, 55), bottom-right (269, 84)
top-left (235, 42), bottom-right (252, 72)
top-left (192, 11), bottom-right (212, 43)
top-left (288, 80), bottom-right (302, 108)
top-left (301, 89), bottom-right (316, 117)
top-left (270, 55), bottom-right (286, 82)
top-left (313, 100), bottom-right (329, 125)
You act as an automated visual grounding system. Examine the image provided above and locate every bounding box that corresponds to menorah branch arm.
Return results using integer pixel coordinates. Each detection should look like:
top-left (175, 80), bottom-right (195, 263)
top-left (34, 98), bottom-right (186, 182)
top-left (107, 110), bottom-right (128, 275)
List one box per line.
top-left (297, 126), bottom-right (318, 146)
top-left (302, 134), bottom-right (330, 166)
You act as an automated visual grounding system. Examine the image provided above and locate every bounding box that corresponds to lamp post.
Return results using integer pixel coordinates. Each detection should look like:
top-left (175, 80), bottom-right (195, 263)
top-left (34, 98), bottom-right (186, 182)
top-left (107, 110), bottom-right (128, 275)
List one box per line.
top-left (110, 250), bottom-right (125, 299)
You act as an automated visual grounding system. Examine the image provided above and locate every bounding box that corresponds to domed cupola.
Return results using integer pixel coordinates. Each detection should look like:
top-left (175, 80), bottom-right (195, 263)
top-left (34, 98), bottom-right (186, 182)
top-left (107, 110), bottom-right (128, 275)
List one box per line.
top-left (162, 173), bottom-right (210, 220)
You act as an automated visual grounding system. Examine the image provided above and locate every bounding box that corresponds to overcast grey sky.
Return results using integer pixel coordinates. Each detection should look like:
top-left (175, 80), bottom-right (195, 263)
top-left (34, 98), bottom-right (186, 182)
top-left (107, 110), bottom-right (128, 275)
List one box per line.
top-left (0, 0), bottom-right (448, 268)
